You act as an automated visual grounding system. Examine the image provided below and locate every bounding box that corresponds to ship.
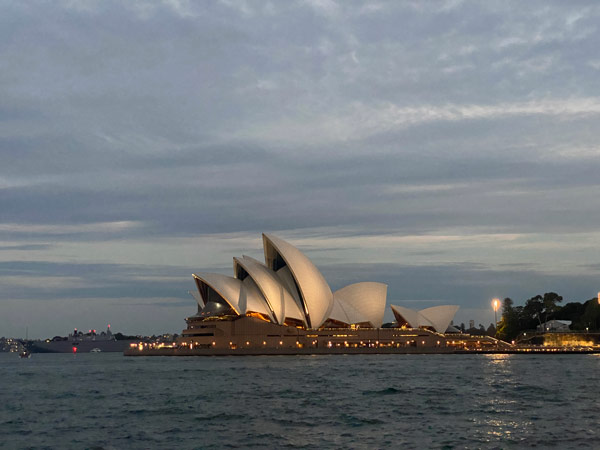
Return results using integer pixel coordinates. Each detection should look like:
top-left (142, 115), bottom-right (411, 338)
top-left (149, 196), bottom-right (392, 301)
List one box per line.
top-left (30, 325), bottom-right (137, 353)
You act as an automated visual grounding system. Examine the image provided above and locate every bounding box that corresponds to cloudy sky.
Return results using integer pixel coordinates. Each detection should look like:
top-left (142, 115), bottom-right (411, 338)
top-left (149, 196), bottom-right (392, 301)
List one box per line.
top-left (2, 0), bottom-right (600, 338)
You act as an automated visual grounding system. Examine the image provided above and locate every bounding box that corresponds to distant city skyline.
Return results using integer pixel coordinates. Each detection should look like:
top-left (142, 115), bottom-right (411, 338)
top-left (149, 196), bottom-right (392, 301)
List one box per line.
top-left (2, 1), bottom-right (600, 338)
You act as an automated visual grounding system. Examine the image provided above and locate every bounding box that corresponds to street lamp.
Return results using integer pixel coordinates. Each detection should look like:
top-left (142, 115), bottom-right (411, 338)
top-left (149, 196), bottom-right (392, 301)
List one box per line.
top-left (492, 298), bottom-right (500, 327)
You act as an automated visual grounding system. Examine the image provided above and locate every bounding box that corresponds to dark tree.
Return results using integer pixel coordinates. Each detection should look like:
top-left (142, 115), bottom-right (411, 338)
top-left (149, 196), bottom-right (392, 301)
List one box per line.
top-left (576, 299), bottom-right (600, 331)
top-left (494, 293), bottom-right (600, 341)
top-left (542, 292), bottom-right (563, 323)
top-left (556, 302), bottom-right (586, 323)
top-left (523, 295), bottom-right (543, 329)
top-left (497, 297), bottom-right (520, 341)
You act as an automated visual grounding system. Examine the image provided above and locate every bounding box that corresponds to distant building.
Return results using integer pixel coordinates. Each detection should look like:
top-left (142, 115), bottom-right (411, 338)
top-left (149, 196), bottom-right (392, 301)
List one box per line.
top-left (469, 320), bottom-right (475, 329)
top-left (537, 320), bottom-right (571, 332)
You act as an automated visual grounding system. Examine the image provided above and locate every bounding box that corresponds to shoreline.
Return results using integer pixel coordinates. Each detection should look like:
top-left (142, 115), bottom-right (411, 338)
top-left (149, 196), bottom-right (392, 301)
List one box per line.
top-left (124, 346), bottom-right (600, 356)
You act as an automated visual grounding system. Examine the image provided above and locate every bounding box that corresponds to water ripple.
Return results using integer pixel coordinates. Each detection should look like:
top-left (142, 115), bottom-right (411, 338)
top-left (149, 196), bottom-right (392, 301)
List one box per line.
top-left (1, 353), bottom-right (599, 449)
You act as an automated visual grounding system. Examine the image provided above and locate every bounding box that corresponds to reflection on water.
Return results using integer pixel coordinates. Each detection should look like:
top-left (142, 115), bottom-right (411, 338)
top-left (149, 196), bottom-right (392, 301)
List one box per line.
top-left (484, 353), bottom-right (511, 361)
top-left (1, 353), bottom-right (599, 449)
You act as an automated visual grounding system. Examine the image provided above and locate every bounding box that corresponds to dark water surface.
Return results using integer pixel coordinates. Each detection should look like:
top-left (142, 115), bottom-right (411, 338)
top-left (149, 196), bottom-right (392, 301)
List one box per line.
top-left (1, 353), bottom-right (599, 449)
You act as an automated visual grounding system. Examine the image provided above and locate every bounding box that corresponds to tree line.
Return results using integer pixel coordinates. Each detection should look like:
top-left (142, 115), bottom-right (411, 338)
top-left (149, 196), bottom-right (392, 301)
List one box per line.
top-left (496, 292), bottom-right (600, 341)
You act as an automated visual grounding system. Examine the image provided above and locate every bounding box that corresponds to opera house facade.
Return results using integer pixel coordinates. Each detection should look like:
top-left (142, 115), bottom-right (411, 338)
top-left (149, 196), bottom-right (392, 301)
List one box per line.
top-left (127, 233), bottom-right (503, 355)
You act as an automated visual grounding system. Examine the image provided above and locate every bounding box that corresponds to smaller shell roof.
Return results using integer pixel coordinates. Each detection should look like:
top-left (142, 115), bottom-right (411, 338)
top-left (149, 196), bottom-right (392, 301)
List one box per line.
top-left (193, 273), bottom-right (244, 315)
top-left (193, 272), bottom-right (274, 319)
top-left (327, 297), bottom-right (351, 324)
top-left (234, 256), bottom-right (286, 324)
top-left (240, 276), bottom-right (274, 321)
top-left (391, 304), bottom-right (459, 333)
top-left (241, 256), bottom-right (306, 325)
top-left (390, 305), bottom-right (422, 329)
top-left (419, 305), bottom-right (460, 334)
top-left (333, 282), bottom-right (387, 328)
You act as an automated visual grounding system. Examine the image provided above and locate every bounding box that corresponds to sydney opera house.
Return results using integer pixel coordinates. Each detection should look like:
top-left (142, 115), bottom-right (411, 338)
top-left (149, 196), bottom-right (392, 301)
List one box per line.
top-left (127, 234), bottom-right (502, 355)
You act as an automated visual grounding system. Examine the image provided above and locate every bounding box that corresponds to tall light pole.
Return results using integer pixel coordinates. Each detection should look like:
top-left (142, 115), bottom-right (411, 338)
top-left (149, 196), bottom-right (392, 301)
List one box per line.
top-left (492, 298), bottom-right (500, 328)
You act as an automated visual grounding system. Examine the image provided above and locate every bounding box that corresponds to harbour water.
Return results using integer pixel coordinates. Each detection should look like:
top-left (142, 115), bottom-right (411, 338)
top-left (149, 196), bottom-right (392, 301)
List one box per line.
top-left (1, 353), bottom-right (599, 449)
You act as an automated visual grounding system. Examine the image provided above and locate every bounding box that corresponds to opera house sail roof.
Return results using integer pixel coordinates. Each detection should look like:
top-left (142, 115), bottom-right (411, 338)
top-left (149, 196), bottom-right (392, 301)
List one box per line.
top-left (390, 304), bottom-right (460, 333)
top-left (190, 233), bottom-right (460, 333)
top-left (191, 233), bottom-right (388, 330)
top-left (117, 233), bottom-right (501, 358)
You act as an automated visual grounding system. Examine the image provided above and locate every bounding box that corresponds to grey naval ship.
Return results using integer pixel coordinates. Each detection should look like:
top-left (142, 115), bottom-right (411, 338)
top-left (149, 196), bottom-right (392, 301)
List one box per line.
top-left (30, 325), bottom-right (136, 353)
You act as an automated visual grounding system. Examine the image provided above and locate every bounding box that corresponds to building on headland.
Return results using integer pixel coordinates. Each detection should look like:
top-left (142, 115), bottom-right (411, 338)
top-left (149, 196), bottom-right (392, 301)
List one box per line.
top-left (126, 233), bottom-right (503, 355)
top-left (516, 330), bottom-right (600, 348)
top-left (536, 320), bottom-right (571, 332)
top-left (516, 319), bottom-right (600, 348)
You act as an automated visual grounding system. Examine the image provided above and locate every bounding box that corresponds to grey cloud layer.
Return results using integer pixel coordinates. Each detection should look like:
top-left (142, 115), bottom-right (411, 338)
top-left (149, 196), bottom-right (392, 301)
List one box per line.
top-left (2, 0), bottom-right (600, 336)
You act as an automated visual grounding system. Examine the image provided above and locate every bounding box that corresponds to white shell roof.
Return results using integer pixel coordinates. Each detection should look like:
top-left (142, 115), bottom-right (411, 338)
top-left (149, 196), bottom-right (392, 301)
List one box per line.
top-left (419, 305), bottom-right (460, 334)
top-left (275, 266), bottom-right (301, 302)
top-left (246, 256), bottom-right (305, 324)
top-left (263, 234), bottom-right (333, 329)
top-left (240, 276), bottom-right (274, 320)
top-left (327, 297), bottom-right (351, 324)
top-left (333, 282), bottom-right (387, 328)
top-left (193, 273), bottom-right (243, 314)
top-left (274, 266), bottom-right (307, 324)
top-left (234, 256), bottom-right (281, 322)
top-left (281, 290), bottom-right (306, 324)
top-left (390, 305), bottom-right (422, 329)
top-left (234, 255), bottom-right (305, 326)
top-left (192, 272), bottom-right (272, 319)
top-left (391, 304), bottom-right (459, 333)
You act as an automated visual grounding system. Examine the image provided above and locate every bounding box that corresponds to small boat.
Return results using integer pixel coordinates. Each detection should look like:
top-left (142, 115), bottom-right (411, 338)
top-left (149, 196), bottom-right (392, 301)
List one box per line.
top-left (90, 348), bottom-right (102, 353)
top-left (19, 350), bottom-right (31, 359)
